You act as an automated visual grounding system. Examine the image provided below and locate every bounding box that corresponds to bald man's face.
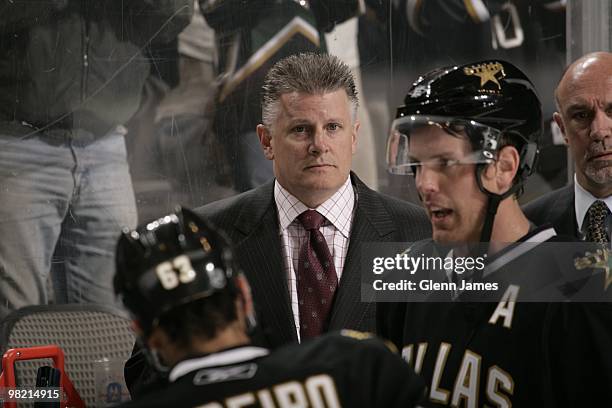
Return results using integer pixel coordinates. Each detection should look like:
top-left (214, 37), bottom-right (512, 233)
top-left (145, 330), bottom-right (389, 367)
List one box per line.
top-left (555, 53), bottom-right (612, 198)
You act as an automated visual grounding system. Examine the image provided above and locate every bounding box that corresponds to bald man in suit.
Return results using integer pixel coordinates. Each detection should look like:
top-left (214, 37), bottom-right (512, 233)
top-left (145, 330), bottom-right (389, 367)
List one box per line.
top-left (524, 52), bottom-right (612, 241)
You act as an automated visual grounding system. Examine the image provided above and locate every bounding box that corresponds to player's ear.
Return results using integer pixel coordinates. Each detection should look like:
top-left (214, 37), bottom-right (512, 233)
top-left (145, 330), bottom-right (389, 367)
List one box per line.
top-left (145, 326), bottom-right (178, 369)
top-left (495, 145), bottom-right (520, 194)
top-left (131, 320), bottom-right (144, 338)
top-left (147, 325), bottom-right (169, 353)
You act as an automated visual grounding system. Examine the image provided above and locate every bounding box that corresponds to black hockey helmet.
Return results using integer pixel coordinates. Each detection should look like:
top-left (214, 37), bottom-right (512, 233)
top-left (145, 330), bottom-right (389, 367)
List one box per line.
top-left (114, 208), bottom-right (240, 334)
top-left (387, 60), bottom-right (541, 179)
top-left (386, 60), bottom-right (543, 242)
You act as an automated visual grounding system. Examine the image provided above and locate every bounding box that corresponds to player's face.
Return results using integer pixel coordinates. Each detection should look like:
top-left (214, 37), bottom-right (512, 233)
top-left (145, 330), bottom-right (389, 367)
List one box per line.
top-left (556, 56), bottom-right (612, 197)
top-left (258, 90), bottom-right (359, 207)
top-left (411, 126), bottom-right (487, 244)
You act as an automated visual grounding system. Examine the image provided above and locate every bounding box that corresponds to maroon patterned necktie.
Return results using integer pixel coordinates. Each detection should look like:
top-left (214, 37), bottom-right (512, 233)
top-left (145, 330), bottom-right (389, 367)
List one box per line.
top-left (586, 200), bottom-right (610, 244)
top-left (296, 210), bottom-right (338, 340)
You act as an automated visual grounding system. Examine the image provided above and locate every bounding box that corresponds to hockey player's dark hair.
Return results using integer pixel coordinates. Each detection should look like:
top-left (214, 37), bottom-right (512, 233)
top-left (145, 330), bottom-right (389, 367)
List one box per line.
top-left (156, 290), bottom-right (239, 348)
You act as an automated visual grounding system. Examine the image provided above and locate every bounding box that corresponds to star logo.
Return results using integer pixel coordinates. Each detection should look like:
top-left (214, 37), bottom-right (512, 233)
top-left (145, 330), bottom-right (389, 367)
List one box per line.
top-left (408, 84), bottom-right (429, 98)
top-left (574, 247), bottom-right (612, 290)
top-left (464, 62), bottom-right (505, 90)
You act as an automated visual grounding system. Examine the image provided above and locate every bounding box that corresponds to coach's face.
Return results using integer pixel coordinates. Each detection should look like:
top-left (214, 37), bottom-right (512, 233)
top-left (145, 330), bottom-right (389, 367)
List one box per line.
top-left (555, 53), bottom-right (612, 198)
top-left (257, 90), bottom-right (359, 207)
top-left (411, 126), bottom-right (487, 244)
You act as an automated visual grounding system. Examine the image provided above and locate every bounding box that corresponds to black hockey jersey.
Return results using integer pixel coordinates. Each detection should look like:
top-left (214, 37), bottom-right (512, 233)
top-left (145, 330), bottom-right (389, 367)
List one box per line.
top-left (119, 331), bottom-right (426, 408)
top-left (378, 227), bottom-right (612, 407)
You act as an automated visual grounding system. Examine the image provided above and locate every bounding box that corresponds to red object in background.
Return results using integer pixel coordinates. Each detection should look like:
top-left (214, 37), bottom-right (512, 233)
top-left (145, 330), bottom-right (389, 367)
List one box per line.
top-left (0, 345), bottom-right (85, 408)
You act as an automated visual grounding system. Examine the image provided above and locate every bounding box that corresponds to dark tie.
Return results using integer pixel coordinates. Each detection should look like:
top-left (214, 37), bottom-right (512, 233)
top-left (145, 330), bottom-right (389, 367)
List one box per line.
top-left (585, 200), bottom-right (610, 244)
top-left (296, 210), bottom-right (338, 339)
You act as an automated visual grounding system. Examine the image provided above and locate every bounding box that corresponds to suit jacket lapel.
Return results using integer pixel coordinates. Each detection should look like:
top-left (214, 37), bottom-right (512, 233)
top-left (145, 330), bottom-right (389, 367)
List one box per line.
top-left (329, 173), bottom-right (396, 330)
top-left (233, 181), bottom-right (298, 346)
top-left (550, 186), bottom-right (578, 238)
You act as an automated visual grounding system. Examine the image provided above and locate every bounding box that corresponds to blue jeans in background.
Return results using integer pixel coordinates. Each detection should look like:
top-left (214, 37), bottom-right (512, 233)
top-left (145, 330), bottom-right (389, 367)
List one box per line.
top-left (0, 125), bottom-right (137, 320)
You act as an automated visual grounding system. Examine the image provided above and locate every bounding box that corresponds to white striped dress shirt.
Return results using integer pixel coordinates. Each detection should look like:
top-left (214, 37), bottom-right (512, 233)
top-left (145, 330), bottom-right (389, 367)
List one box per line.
top-left (274, 177), bottom-right (356, 342)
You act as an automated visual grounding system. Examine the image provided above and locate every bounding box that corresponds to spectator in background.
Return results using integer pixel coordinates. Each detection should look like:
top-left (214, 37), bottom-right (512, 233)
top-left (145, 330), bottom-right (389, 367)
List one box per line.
top-left (155, 1), bottom-right (231, 208)
top-left (390, 0), bottom-right (566, 94)
top-left (324, 1), bottom-right (380, 190)
top-left (524, 52), bottom-right (612, 241)
top-left (357, 1), bottom-right (397, 193)
top-left (127, 1), bottom-right (235, 222)
top-left (0, 0), bottom-right (193, 319)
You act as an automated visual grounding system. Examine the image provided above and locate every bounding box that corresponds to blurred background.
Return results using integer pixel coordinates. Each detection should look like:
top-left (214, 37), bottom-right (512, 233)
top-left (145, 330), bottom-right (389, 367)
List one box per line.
top-left (123, 0), bottom-right (611, 220)
top-left (2, 0), bottom-right (611, 223)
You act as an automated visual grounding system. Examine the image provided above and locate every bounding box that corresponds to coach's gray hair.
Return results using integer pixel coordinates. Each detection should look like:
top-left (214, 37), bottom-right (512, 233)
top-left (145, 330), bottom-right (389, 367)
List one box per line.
top-left (261, 53), bottom-right (359, 127)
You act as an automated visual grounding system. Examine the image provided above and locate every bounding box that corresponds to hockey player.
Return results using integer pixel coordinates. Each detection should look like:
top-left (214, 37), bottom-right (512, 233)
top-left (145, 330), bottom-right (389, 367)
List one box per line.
top-left (115, 208), bottom-right (425, 407)
top-left (379, 60), bottom-right (612, 407)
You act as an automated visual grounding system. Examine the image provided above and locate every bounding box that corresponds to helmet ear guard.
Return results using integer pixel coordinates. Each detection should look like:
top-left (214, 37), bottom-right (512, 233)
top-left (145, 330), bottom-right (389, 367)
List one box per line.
top-left (478, 126), bottom-right (498, 161)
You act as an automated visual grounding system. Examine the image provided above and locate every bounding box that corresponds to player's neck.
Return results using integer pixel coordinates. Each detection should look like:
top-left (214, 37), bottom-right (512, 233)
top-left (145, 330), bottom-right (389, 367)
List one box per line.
top-left (487, 199), bottom-right (530, 254)
top-left (190, 324), bottom-right (251, 356)
top-left (167, 324), bottom-right (251, 366)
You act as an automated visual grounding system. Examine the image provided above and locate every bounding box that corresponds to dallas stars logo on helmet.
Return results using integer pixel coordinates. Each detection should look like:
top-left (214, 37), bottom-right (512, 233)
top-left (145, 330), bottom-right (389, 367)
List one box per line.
top-left (463, 61), bottom-right (506, 89)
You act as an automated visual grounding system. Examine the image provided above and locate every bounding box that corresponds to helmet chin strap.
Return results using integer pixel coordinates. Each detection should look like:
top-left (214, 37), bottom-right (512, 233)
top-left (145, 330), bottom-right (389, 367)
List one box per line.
top-left (470, 166), bottom-right (521, 284)
top-left (480, 193), bottom-right (502, 243)
top-left (475, 165), bottom-right (522, 243)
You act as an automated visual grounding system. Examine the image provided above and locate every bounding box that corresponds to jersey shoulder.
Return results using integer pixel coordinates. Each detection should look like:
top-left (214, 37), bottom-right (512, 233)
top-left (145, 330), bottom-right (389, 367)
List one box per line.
top-left (271, 330), bottom-right (398, 366)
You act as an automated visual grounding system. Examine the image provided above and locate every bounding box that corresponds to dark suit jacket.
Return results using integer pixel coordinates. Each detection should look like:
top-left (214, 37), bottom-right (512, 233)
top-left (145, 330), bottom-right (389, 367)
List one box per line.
top-left (522, 185), bottom-right (578, 238)
top-left (195, 172), bottom-right (431, 348)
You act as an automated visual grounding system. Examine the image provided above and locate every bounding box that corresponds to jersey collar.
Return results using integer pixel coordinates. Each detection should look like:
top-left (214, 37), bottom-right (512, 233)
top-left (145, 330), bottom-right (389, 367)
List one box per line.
top-left (169, 346), bottom-right (269, 382)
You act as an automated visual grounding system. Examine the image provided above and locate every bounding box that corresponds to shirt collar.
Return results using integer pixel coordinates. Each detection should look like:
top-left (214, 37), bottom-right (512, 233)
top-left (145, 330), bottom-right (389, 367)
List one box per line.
top-left (169, 346), bottom-right (269, 382)
top-left (574, 174), bottom-right (612, 230)
top-left (274, 177), bottom-right (355, 238)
